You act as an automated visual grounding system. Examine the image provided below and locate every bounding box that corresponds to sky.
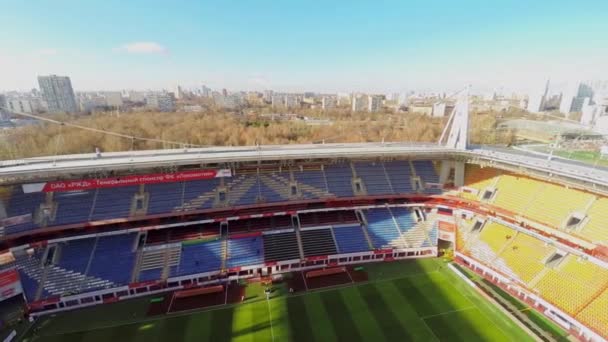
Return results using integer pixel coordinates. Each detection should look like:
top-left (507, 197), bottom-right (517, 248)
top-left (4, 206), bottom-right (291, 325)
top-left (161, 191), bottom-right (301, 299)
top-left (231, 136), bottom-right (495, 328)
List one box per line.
top-left (1, 0), bottom-right (607, 94)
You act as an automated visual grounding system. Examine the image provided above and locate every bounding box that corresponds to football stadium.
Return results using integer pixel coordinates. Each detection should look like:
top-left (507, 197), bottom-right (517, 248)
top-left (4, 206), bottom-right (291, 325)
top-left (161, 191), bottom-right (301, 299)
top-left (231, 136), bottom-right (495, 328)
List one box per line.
top-left (0, 102), bottom-right (607, 342)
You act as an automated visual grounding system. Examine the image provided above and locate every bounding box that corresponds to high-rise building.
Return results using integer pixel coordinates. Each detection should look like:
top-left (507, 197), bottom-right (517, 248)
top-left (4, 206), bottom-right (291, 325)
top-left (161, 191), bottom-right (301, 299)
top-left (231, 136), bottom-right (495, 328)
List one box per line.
top-left (351, 94), bottom-right (367, 112)
top-left (526, 79), bottom-right (550, 113)
top-left (367, 95), bottom-right (382, 112)
top-left (263, 90), bottom-right (274, 103)
top-left (37, 74), bottom-right (78, 113)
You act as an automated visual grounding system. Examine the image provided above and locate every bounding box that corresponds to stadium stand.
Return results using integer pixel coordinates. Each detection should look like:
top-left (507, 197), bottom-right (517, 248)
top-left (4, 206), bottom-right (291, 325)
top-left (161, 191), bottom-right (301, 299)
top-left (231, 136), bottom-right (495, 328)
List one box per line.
top-left (523, 183), bottom-right (593, 229)
top-left (324, 164), bottom-right (354, 197)
top-left (332, 224), bottom-right (371, 253)
top-left (0, 162), bottom-right (445, 235)
top-left (262, 232), bottom-right (301, 262)
top-left (53, 190), bottom-right (95, 226)
top-left (56, 239), bottom-right (96, 274)
top-left (579, 197), bottom-right (608, 243)
top-left (172, 239), bottom-right (223, 276)
top-left (460, 164), bottom-right (501, 200)
top-left (383, 161), bottom-right (414, 193)
top-left (412, 160), bottom-right (441, 193)
top-left (364, 208), bottom-right (405, 249)
top-left (293, 166), bottom-right (329, 198)
top-left (576, 289), bottom-right (608, 338)
top-left (354, 162), bottom-right (392, 195)
top-left (227, 236), bottom-right (264, 268)
top-left (534, 255), bottom-right (608, 315)
top-left (146, 182), bottom-right (183, 215)
top-left (300, 228), bottom-right (338, 257)
top-left (90, 186), bottom-right (138, 220)
top-left (87, 234), bottom-right (137, 285)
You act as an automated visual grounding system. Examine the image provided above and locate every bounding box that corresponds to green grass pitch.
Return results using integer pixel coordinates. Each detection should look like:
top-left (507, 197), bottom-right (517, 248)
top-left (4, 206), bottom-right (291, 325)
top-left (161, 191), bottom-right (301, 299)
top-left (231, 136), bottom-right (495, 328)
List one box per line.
top-left (23, 259), bottom-right (533, 341)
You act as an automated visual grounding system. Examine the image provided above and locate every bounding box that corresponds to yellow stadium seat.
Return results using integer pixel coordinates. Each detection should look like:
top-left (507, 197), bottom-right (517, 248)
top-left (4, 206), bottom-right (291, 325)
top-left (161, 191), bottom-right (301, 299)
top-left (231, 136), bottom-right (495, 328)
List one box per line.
top-left (497, 232), bottom-right (555, 284)
top-left (576, 289), bottom-right (608, 338)
top-left (580, 198), bottom-right (608, 244)
top-left (523, 183), bottom-right (593, 229)
top-left (534, 256), bottom-right (608, 315)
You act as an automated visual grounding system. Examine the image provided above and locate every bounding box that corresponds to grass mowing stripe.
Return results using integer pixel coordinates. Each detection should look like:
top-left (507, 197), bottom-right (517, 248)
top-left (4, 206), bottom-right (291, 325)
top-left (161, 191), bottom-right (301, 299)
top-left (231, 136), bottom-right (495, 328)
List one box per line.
top-left (286, 295), bottom-right (313, 342)
top-left (183, 311), bottom-right (213, 341)
top-left (209, 306), bottom-right (235, 342)
top-left (268, 298), bottom-right (289, 342)
top-left (358, 283), bottom-right (413, 341)
top-left (340, 286), bottom-right (386, 341)
top-left (303, 293), bottom-right (338, 342)
top-left (320, 290), bottom-right (363, 342)
top-left (381, 281), bottom-right (438, 341)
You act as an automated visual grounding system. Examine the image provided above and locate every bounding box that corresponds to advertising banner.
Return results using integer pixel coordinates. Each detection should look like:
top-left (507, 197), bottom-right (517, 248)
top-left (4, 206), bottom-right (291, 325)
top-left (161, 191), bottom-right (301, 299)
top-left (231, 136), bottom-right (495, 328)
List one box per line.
top-left (23, 169), bottom-right (232, 193)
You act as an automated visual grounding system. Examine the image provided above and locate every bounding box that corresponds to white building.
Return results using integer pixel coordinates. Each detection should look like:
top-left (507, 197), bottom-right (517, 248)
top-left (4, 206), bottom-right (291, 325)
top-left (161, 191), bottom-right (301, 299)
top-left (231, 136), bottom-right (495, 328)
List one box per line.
top-left (432, 102), bottom-right (447, 117)
top-left (351, 94), bottom-right (367, 112)
top-left (104, 92), bottom-right (123, 107)
top-left (526, 79), bottom-right (550, 113)
top-left (263, 90), bottom-right (274, 103)
top-left (38, 74), bottom-right (78, 113)
top-left (145, 93), bottom-right (175, 112)
top-left (285, 95), bottom-right (299, 108)
top-left (367, 95), bottom-right (382, 112)
top-left (321, 96), bottom-right (337, 110)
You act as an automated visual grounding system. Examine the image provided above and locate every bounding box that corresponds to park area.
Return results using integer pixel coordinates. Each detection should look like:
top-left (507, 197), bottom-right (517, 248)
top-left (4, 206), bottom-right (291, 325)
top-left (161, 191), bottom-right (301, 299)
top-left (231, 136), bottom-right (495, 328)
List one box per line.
top-left (22, 258), bottom-right (537, 341)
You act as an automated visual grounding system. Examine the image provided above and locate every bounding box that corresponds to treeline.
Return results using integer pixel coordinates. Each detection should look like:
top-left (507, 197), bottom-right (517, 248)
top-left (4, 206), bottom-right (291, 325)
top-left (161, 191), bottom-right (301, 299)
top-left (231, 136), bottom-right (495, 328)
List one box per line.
top-left (0, 109), bottom-right (516, 159)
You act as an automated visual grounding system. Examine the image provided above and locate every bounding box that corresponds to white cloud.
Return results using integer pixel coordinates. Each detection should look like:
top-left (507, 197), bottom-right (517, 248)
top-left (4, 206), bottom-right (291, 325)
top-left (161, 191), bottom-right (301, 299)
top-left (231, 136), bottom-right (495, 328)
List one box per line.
top-left (118, 42), bottom-right (168, 55)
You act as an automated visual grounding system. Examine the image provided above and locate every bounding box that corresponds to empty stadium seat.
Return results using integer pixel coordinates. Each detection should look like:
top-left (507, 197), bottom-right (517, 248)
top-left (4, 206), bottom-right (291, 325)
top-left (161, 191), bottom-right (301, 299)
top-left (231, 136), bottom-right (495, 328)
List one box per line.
top-left (332, 224), bottom-right (370, 253)
top-left (263, 232), bottom-right (301, 262)
top-left (227, 237), bottom-right (264, 268)
top-left (300, 229), bottom-right (338, 257)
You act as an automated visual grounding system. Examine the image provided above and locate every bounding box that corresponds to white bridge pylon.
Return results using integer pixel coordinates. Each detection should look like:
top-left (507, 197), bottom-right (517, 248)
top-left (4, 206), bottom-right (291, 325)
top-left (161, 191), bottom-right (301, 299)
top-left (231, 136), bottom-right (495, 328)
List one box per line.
top-left (437, 87), bottom-right (470, 187)
top-left (438, 87), bottom-right (470, 150)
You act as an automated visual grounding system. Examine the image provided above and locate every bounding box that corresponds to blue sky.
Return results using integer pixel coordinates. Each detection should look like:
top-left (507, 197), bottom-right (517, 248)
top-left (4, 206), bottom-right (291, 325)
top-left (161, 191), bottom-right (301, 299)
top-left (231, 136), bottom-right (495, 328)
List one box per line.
top-left (1, 0), bottom-right (607, 93)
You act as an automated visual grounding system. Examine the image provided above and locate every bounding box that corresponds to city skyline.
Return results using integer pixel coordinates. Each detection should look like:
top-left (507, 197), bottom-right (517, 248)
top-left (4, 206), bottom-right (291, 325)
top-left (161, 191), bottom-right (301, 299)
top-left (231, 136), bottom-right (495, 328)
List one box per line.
top-left (1, 1), bottom-right (608, 93)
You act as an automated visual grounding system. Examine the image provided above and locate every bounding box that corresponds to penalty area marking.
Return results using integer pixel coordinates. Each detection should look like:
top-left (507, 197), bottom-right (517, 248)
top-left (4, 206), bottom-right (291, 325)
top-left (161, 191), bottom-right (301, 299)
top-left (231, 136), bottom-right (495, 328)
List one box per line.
top-left (345, 268), bottom-right (355, 284)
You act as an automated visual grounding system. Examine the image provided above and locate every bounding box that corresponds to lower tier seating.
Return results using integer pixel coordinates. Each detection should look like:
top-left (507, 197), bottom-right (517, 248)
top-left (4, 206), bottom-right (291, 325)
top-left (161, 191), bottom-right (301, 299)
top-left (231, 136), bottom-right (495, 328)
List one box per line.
top-left (332, 224), bottom-right (370, 253)
top-left (227, 237), bottom-right (264, 268)
top-left (263, 232), bottom-right (300, 262)
top-left (300, 229), bottom-right (338, 257)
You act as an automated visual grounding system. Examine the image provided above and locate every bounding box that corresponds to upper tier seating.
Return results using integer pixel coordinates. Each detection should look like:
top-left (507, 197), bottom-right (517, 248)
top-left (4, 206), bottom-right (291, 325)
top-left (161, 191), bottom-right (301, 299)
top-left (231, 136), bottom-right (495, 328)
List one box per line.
top-left (332, 224), bottom-right (370, 253)
top-left (579, 198), bottom-right (608, 244)
top-left (0, 162), bottom-right (443, 236)
top-left (460, 164), bottom-right (500, 200)
top-left (354, 162), bottom-right (392, 195)
top-left (300, 229), bottom-right (338, 257)
top-left (492, 175), bottom-right (542, 214)
top-left (324, 164), bottom-right (354, 197)
top-left (146, 182), bottom-right (183, 215)
top-left (90, 186), bottom-right (138, 221)
top-left (293, 166), bottom-right (329, 198)
top-left (412, 160), bottom-right (441, 194)
top-left (384, 161), bottom-right (413, 193)
top-left (523, 182), bottom-right (593, 229)
top-left (227, 237), bottom-right (264, 268)
top-left (53, 190), bottom-right (95, 226)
